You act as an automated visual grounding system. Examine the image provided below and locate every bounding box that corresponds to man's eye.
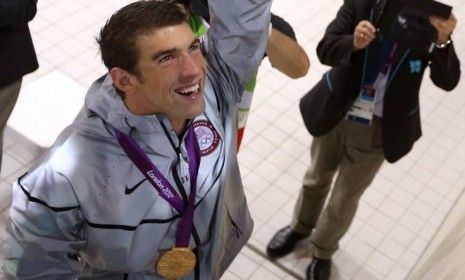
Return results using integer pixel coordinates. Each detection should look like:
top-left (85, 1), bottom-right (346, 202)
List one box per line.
top-left (189, 43), bottom-right (201, 52)
top-left (159, 55), bottom-right (174, 63)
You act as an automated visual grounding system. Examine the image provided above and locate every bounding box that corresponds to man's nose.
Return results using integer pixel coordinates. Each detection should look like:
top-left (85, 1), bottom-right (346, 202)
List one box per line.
top-left (180, 54), bottom-right (201, 77)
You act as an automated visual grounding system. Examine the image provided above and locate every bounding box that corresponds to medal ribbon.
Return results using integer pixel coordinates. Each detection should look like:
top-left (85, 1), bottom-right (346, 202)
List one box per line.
top-left (115, 125), bottom-right (200, 247)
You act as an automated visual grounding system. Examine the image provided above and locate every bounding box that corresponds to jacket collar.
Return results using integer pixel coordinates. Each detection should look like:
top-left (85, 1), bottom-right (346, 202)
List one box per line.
top-left (85, 74), bottom-right (185, 156)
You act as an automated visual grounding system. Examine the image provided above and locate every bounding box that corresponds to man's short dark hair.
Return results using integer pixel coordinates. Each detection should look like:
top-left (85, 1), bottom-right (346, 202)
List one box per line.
top-left (97, 0), bottom-right (187, 76)
top-left (174, 0), bottom-right (191, 8)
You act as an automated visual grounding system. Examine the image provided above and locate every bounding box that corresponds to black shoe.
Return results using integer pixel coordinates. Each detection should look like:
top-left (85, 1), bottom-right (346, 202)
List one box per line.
top-left (306, 257), bottom-right (331, 280)
top-left (266, 226), bottom-right (307, 258)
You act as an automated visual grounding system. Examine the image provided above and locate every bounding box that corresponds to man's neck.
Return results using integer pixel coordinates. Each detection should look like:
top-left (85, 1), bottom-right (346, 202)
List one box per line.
top-left (123, 99), bottom-right (186, 136)
top-left (170, 118), bottom-right (187, 136)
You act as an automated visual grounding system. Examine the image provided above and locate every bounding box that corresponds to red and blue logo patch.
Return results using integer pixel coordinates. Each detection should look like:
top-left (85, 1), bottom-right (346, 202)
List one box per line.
top-left (193, 120), bottom-right (220, 156)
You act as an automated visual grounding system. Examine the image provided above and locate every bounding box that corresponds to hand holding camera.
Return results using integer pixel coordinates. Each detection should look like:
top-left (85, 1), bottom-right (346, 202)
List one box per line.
top-left (429, 12), bottom-right (457, 44)
top-left (353, 20), bottom-right (376, 50)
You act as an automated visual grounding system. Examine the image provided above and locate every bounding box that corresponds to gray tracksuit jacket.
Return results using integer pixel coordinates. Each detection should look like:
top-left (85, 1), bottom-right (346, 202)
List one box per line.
top-left (3, 0), bottom-right (271, 278)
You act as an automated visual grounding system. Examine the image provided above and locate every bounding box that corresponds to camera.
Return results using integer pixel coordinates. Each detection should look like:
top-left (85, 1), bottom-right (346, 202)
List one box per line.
top-left (377, 0), bottom-right (452, 53)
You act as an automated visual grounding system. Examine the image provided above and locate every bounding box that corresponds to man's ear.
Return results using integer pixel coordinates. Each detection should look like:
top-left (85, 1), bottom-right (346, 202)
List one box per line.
top-left (109, 67), bottom-right (135, 94)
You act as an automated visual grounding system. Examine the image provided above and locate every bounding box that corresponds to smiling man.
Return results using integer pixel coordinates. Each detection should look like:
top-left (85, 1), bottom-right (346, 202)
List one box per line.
top-left (3, 0), bottom-right (271, 279)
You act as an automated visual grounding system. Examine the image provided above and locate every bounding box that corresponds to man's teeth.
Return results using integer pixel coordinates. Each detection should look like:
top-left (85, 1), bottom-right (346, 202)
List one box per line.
top-left (178, 84), bottom-right (199, 95)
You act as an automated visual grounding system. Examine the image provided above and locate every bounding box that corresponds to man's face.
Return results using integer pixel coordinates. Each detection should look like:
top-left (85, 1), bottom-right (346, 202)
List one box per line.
top-left (131, 23), bottom-right (206, 125)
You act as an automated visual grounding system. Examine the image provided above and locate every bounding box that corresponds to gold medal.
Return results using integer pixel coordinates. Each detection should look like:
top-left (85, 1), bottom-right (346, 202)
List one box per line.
top-left (156, 247), bottom-right (196, 279)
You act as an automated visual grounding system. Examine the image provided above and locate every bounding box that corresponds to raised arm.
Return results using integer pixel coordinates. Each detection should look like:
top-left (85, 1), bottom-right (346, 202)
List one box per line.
top-left (206, 0), bottom-right (272, 84)
top-left (266, 14), bottom-right (310, 79)
top-left (428, 13), bottom-right (461, 91)
top-left (316, 0), bottom-right (358, 67)
top-left (0, 0), bottom-right (37, 29)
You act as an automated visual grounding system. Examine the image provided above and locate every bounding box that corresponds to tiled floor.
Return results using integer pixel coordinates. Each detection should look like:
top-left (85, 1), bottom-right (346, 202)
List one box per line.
top-left (1, 0), bottom-right (465, 279)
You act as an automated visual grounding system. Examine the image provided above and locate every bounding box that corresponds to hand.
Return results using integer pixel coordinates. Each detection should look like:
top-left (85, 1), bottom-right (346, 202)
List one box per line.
top-left (353, 20), bottom-right (376, 50)
top-left (429, 13), bottom-right (457, 44)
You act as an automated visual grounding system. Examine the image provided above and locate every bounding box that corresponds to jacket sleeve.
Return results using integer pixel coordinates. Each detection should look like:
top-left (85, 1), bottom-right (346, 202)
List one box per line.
top-left (270, 13), bottom-right (296, 41)
top-left (203, 0), bottom-right (272, 106)
top-left (3, 172), bottom-right (86, 279)
top-left (429, 42), bottom-right (461, 91)
top-left (316, 0), bottom-right (357, 67)
top-left (0, 0), bottom-right (38, 29)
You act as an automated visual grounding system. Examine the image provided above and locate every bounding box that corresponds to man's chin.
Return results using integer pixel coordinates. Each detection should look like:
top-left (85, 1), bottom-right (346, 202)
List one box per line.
top-left (192, 101), bottom-right (206, 117)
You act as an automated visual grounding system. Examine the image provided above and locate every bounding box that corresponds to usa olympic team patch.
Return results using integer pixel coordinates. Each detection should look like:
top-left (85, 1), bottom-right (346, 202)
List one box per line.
top-left (193, 120), bottom-right (220, 156)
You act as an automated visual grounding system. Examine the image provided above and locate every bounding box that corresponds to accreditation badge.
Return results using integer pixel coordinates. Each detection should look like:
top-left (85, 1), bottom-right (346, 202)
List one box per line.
top-left (346, 85), bottom-right (377, 125)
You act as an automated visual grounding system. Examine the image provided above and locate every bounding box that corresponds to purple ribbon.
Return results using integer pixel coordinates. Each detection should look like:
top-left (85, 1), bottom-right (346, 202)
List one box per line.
top-left (115, 125), bottom-right (200, 247)
top-left (381, 43), bottom-right (398, 75)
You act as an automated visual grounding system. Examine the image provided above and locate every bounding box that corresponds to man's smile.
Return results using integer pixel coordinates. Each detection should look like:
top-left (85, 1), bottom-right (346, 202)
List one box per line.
top-left (175, 82), bottom-right (201, 97)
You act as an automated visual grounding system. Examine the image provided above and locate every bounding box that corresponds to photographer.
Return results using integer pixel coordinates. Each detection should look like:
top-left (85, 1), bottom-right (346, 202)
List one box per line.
top-left (266, 0), bottom-right (460, 279)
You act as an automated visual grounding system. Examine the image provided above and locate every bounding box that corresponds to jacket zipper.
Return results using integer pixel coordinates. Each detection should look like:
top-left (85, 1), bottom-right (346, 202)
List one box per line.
top-left (161, 122), bottom-right (201, 280)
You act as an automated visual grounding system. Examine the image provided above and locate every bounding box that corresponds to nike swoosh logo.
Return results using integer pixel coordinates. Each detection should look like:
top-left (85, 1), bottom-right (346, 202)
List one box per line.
top-left (125, 178), bottom-right (147, 195)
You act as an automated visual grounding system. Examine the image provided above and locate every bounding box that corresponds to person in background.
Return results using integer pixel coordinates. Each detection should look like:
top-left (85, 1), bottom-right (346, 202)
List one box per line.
top-left (0, 0), bottom-right (38, 171)
top-left (237, 12), bottom-right (310, 149)
top-left (3, 0), bottom-right (271, 278)
top-left (266, 0), bottom-right (460, 279)
top-left (182, 0), bottom-right (310, 150)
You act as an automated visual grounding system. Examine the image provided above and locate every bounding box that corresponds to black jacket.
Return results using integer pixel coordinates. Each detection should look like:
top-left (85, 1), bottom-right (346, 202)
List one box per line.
top-left (300, 0), bottom-right (460, 163)
top-left (0, 0), bottom-right (39, 88)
